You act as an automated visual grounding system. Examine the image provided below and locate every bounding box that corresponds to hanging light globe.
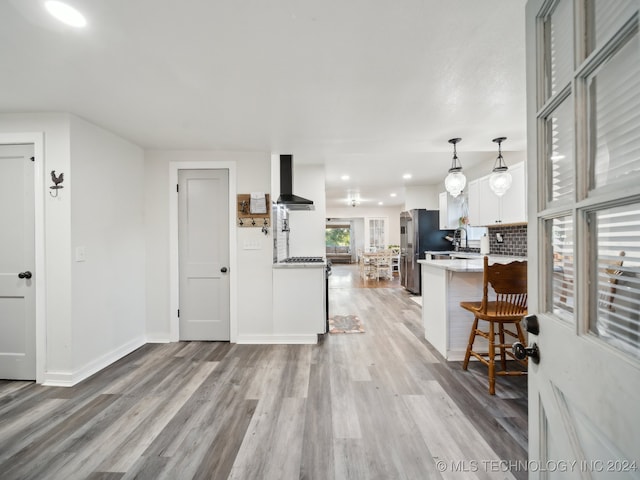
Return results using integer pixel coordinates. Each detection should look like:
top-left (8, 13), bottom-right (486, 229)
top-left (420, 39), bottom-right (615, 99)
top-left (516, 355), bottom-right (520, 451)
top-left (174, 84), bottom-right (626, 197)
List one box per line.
top-left (445, 170), bottom-right (466, 198)
top-left (489, 137), bottom-right (512, 196)
top-left (489, 169), bottom-right (512, 196)
top-left (444, 138), bottom-right (466, 198)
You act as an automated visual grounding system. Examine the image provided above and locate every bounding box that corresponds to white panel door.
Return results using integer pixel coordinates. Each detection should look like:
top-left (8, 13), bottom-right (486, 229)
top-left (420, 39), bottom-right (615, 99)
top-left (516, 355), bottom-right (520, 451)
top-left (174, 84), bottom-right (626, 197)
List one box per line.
top-left (178, 169), bottom-right (230, 341)
top-left (0, 144), bottom-right (35, 380)
top-left (526, 0), bottom-right (640, 476)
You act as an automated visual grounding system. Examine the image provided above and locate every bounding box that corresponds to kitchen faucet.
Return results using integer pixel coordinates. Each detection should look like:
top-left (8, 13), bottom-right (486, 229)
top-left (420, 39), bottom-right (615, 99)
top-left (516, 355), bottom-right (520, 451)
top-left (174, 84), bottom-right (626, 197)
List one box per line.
top-left (452, 227), bottom-right (467, 251)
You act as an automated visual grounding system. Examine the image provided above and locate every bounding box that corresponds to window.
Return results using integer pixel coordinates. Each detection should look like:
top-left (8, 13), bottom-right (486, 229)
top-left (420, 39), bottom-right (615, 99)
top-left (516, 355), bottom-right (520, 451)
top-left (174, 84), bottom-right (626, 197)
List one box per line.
top-left (325, 225), bottom-right (351, 247)
top-left (536, 0), bottom-right (640, 358)
top-left (590, 203), bottom-right (640, 357)
top-left (368, 218), bottom-right (386, 251)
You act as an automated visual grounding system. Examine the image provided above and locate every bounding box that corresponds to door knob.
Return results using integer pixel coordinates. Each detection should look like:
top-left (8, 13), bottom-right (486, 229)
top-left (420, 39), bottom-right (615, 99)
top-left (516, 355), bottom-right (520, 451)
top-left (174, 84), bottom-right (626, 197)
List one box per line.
top-left (513, 342), bottom-right (540, 364)
top-left (18, 271), bottom-right (32, 279)
top-left (220, 267), bottom-right (228, 273)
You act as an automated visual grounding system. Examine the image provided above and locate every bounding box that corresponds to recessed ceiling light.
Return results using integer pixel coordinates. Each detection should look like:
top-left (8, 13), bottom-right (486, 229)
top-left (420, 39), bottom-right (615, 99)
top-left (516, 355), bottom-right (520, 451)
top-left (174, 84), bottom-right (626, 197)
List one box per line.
top-left (341, 175), bottom-right (350, 180)
top-left (390, 193), bottom-right (397, 197)
top-left (378, 201), bottom-right (383, 205)
top-left (403, 173), bottom-right (412, 180)
top-left (45, 1), bottom-right (87, 28)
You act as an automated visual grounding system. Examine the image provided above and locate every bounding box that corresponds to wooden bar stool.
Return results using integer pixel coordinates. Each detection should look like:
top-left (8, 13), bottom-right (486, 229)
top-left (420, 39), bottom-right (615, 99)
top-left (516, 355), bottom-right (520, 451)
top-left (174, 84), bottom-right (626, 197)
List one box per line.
top-left (460, 256), bottom-right (528, 395)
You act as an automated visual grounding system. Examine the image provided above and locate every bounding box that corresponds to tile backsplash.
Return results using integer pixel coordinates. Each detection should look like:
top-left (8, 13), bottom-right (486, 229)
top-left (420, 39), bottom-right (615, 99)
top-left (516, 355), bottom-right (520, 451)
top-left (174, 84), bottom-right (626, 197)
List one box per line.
top-left (487, 224), bottom-right (527, 257)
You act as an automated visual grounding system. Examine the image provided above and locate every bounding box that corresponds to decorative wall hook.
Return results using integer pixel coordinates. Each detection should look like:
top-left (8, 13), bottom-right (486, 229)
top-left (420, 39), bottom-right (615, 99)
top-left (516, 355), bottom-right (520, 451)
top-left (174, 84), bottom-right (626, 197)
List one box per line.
top-left (236, 193), bottom-right (270, 228)
top-left (50, 170), bottom-right (64, 197)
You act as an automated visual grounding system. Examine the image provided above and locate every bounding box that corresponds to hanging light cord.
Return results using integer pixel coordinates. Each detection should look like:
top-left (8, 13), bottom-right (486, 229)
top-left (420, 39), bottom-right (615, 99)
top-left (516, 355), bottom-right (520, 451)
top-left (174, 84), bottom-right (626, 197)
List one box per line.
top-left (492, 137), bottom-right (508, 172)
top-left (449, 138), bottom-right (462, 172)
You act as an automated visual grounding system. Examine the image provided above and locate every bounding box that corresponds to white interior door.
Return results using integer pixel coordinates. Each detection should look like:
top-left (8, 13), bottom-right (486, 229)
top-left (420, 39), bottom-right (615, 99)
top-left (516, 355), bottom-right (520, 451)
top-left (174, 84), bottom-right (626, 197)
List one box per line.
top-left (0, 144), bottom-right (35, 380)
top-left (178, 169), bottom-right (230, 341)
top-left (526, 0), bottom-right (640, 476)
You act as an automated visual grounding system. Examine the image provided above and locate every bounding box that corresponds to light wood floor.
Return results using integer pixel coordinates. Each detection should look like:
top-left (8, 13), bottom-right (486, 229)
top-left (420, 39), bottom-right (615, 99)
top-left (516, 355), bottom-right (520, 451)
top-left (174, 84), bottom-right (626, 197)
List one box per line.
top-left (0, 265), bottom-right (527, 480)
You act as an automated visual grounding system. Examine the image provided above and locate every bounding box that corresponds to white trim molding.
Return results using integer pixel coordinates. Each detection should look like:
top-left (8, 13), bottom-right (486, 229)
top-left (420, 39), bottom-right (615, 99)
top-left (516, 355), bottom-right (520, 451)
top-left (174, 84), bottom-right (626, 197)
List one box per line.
top-left (42, 336), bottom-right (146, 387)
top-left (236, 334), bottom-right (319, 345)
top-left (169, 161), bottom-right (238, 343)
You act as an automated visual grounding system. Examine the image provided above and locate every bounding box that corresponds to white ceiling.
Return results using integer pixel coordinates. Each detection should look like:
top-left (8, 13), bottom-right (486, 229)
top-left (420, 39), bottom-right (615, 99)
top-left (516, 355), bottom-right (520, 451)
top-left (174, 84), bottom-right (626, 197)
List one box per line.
top-left (1, 0), bottom-right (527, 209)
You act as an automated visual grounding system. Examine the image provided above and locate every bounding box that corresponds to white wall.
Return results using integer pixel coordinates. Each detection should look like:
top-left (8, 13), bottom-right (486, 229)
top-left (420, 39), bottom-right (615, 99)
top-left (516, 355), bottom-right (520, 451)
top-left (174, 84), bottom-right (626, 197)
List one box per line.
top-left (0, 113), bottom-right (147, 385)
top-left (144, 150), bottom-right (273, 340)
top-left (326, 205), bottom-right (403, 247)
top-left (288, 164), bottom-right (326, 257)
top-left (404, 185), bottom-right (440, 211)
top-left (69, 116), bottom-right (146, 378)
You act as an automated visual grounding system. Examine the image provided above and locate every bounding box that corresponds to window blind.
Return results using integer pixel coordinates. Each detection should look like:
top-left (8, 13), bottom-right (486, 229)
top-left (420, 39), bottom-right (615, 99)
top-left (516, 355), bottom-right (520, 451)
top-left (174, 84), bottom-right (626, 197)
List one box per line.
top-left (551, 216), bottom-right (574, 320)
top-left (590, 34), bottom-right (640, 190)
top-left (593, 0), bottom-right (639, 51)
top-left (593, 204), bottom-right (640, 358)
top-left (549, 0), bottom-right (573, 96)
top-left (547, 98), bottom-right (574, 203)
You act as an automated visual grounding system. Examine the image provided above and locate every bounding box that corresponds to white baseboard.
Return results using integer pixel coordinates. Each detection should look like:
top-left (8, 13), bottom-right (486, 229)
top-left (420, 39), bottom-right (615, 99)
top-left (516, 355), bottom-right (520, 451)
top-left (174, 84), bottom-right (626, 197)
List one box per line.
top-left (236, 334), bottom-right (319, 344)
top-left (145, 335), bottom-right (171, 343)
top-left (42, 336), bottom-right (146, 387)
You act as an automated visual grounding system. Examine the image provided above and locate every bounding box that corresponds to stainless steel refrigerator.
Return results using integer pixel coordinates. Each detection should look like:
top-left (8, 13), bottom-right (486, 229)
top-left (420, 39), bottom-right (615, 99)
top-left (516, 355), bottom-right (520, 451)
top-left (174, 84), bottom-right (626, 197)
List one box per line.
top-left (400, 209), bottom-right (453, 294)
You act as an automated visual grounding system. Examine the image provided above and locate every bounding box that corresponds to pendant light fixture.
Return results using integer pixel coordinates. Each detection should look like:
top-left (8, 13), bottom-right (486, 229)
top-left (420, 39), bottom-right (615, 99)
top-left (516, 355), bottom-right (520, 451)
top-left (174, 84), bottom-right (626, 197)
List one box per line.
top-left (489, 136), bottom-right (512, 196)
top-left (444, 138), bottom-right (466, 198)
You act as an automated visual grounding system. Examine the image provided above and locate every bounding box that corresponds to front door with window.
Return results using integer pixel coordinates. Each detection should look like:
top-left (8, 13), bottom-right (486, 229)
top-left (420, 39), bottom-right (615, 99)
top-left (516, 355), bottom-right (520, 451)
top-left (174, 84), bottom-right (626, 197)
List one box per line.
top-left (526, 0), bottom-right (640, 475)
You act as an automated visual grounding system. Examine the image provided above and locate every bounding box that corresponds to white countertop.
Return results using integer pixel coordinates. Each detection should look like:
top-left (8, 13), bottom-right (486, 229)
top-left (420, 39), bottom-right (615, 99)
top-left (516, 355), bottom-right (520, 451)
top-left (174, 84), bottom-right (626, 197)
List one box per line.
top-left (273, 261), bottom-right (327, 269)
top-left (418, 255), bottom-right (527, 273)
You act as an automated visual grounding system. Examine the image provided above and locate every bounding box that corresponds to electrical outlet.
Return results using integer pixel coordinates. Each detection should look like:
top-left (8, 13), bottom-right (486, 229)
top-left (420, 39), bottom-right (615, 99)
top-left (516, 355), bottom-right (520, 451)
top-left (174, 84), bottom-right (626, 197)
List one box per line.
top-left (496, 232), bottom-right (504, 243)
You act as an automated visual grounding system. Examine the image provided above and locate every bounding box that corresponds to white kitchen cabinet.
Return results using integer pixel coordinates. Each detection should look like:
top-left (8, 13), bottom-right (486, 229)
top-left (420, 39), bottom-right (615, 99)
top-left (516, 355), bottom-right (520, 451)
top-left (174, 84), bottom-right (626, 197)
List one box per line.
top-left (438, 191), bottom-right (464, 229)
top-left (468, 162), bottom-right (526, 226)
top-left (467, 181), bottom-right (481, 227)
top-left (272, 265), bottom-right (325, 342)
top-left (499, 161), bottom-right (526, 224)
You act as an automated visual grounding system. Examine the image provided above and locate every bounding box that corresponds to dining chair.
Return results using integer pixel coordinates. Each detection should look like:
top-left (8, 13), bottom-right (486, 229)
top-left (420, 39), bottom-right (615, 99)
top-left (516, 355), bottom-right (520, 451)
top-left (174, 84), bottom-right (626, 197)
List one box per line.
top-left (460, 256), bottom-right (528, 395)
top-left (375, 250), bottom-right (393, 280)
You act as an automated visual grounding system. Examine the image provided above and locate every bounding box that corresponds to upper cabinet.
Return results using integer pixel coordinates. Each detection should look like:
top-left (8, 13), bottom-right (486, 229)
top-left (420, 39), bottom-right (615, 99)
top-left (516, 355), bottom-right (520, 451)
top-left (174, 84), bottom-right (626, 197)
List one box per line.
top-left (438, 191), bottom-right (464, 229)
top-left (468, 162), bottom-right (527, 226)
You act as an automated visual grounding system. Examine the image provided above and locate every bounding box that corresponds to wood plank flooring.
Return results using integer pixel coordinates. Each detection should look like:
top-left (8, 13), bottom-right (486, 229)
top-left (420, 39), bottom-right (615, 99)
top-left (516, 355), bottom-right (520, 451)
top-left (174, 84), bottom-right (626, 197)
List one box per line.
top-left (0, 264), bottom-right (527, 480)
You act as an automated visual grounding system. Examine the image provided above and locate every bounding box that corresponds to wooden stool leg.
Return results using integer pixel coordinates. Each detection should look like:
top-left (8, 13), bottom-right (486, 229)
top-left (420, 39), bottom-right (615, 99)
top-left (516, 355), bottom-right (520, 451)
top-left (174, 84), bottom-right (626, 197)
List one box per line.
top-left (463, 317), bottom-right (478, 370)
top-left (488, 321), bottom-right (496, 395)
top-left (499, 324), bottom-right (507, 371)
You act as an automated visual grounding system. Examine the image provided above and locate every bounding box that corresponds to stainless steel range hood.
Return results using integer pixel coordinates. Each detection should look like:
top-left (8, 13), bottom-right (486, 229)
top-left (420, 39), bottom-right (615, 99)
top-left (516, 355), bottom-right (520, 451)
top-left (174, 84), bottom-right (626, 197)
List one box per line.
top-left (276, 154), bottom-right (315, 210)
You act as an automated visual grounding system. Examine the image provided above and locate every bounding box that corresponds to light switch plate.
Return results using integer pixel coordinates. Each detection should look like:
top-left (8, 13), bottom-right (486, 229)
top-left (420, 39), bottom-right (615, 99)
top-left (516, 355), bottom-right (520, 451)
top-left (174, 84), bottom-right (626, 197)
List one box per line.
top-left (75, 246), bottom-right (86, 262)
top-left (495, 233), bottom-right (504, 243)
top-left (243, 240), bottom-right (261, 250)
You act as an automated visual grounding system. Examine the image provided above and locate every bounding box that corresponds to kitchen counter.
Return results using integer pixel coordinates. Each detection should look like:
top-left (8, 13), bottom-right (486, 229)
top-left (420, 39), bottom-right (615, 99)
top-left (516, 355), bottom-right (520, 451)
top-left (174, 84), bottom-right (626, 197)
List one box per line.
top-left (272, 261), bottom-right (327, 269)
top-left (419, 255), bottom-right (526, 273)
top-left (417, 256), bottom-right (526, 361)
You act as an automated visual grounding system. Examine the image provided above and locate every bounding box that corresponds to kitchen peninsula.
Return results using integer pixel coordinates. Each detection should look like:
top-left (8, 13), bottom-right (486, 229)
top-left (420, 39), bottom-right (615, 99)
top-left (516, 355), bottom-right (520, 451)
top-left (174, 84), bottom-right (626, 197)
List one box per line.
top-left (418, 255), bottom-right (526, 361)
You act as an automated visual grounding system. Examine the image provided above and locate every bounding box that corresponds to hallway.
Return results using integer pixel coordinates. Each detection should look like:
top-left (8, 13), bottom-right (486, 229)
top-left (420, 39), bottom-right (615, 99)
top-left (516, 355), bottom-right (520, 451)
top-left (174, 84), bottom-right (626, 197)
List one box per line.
top-left (0, 273), bottom-right (527, 479)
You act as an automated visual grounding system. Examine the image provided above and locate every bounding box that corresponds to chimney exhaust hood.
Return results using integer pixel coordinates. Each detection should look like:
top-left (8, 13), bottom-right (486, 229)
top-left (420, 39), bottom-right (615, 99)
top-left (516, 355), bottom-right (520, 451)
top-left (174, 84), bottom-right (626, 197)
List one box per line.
top-left (276, 154), bottom-right (315, 210)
